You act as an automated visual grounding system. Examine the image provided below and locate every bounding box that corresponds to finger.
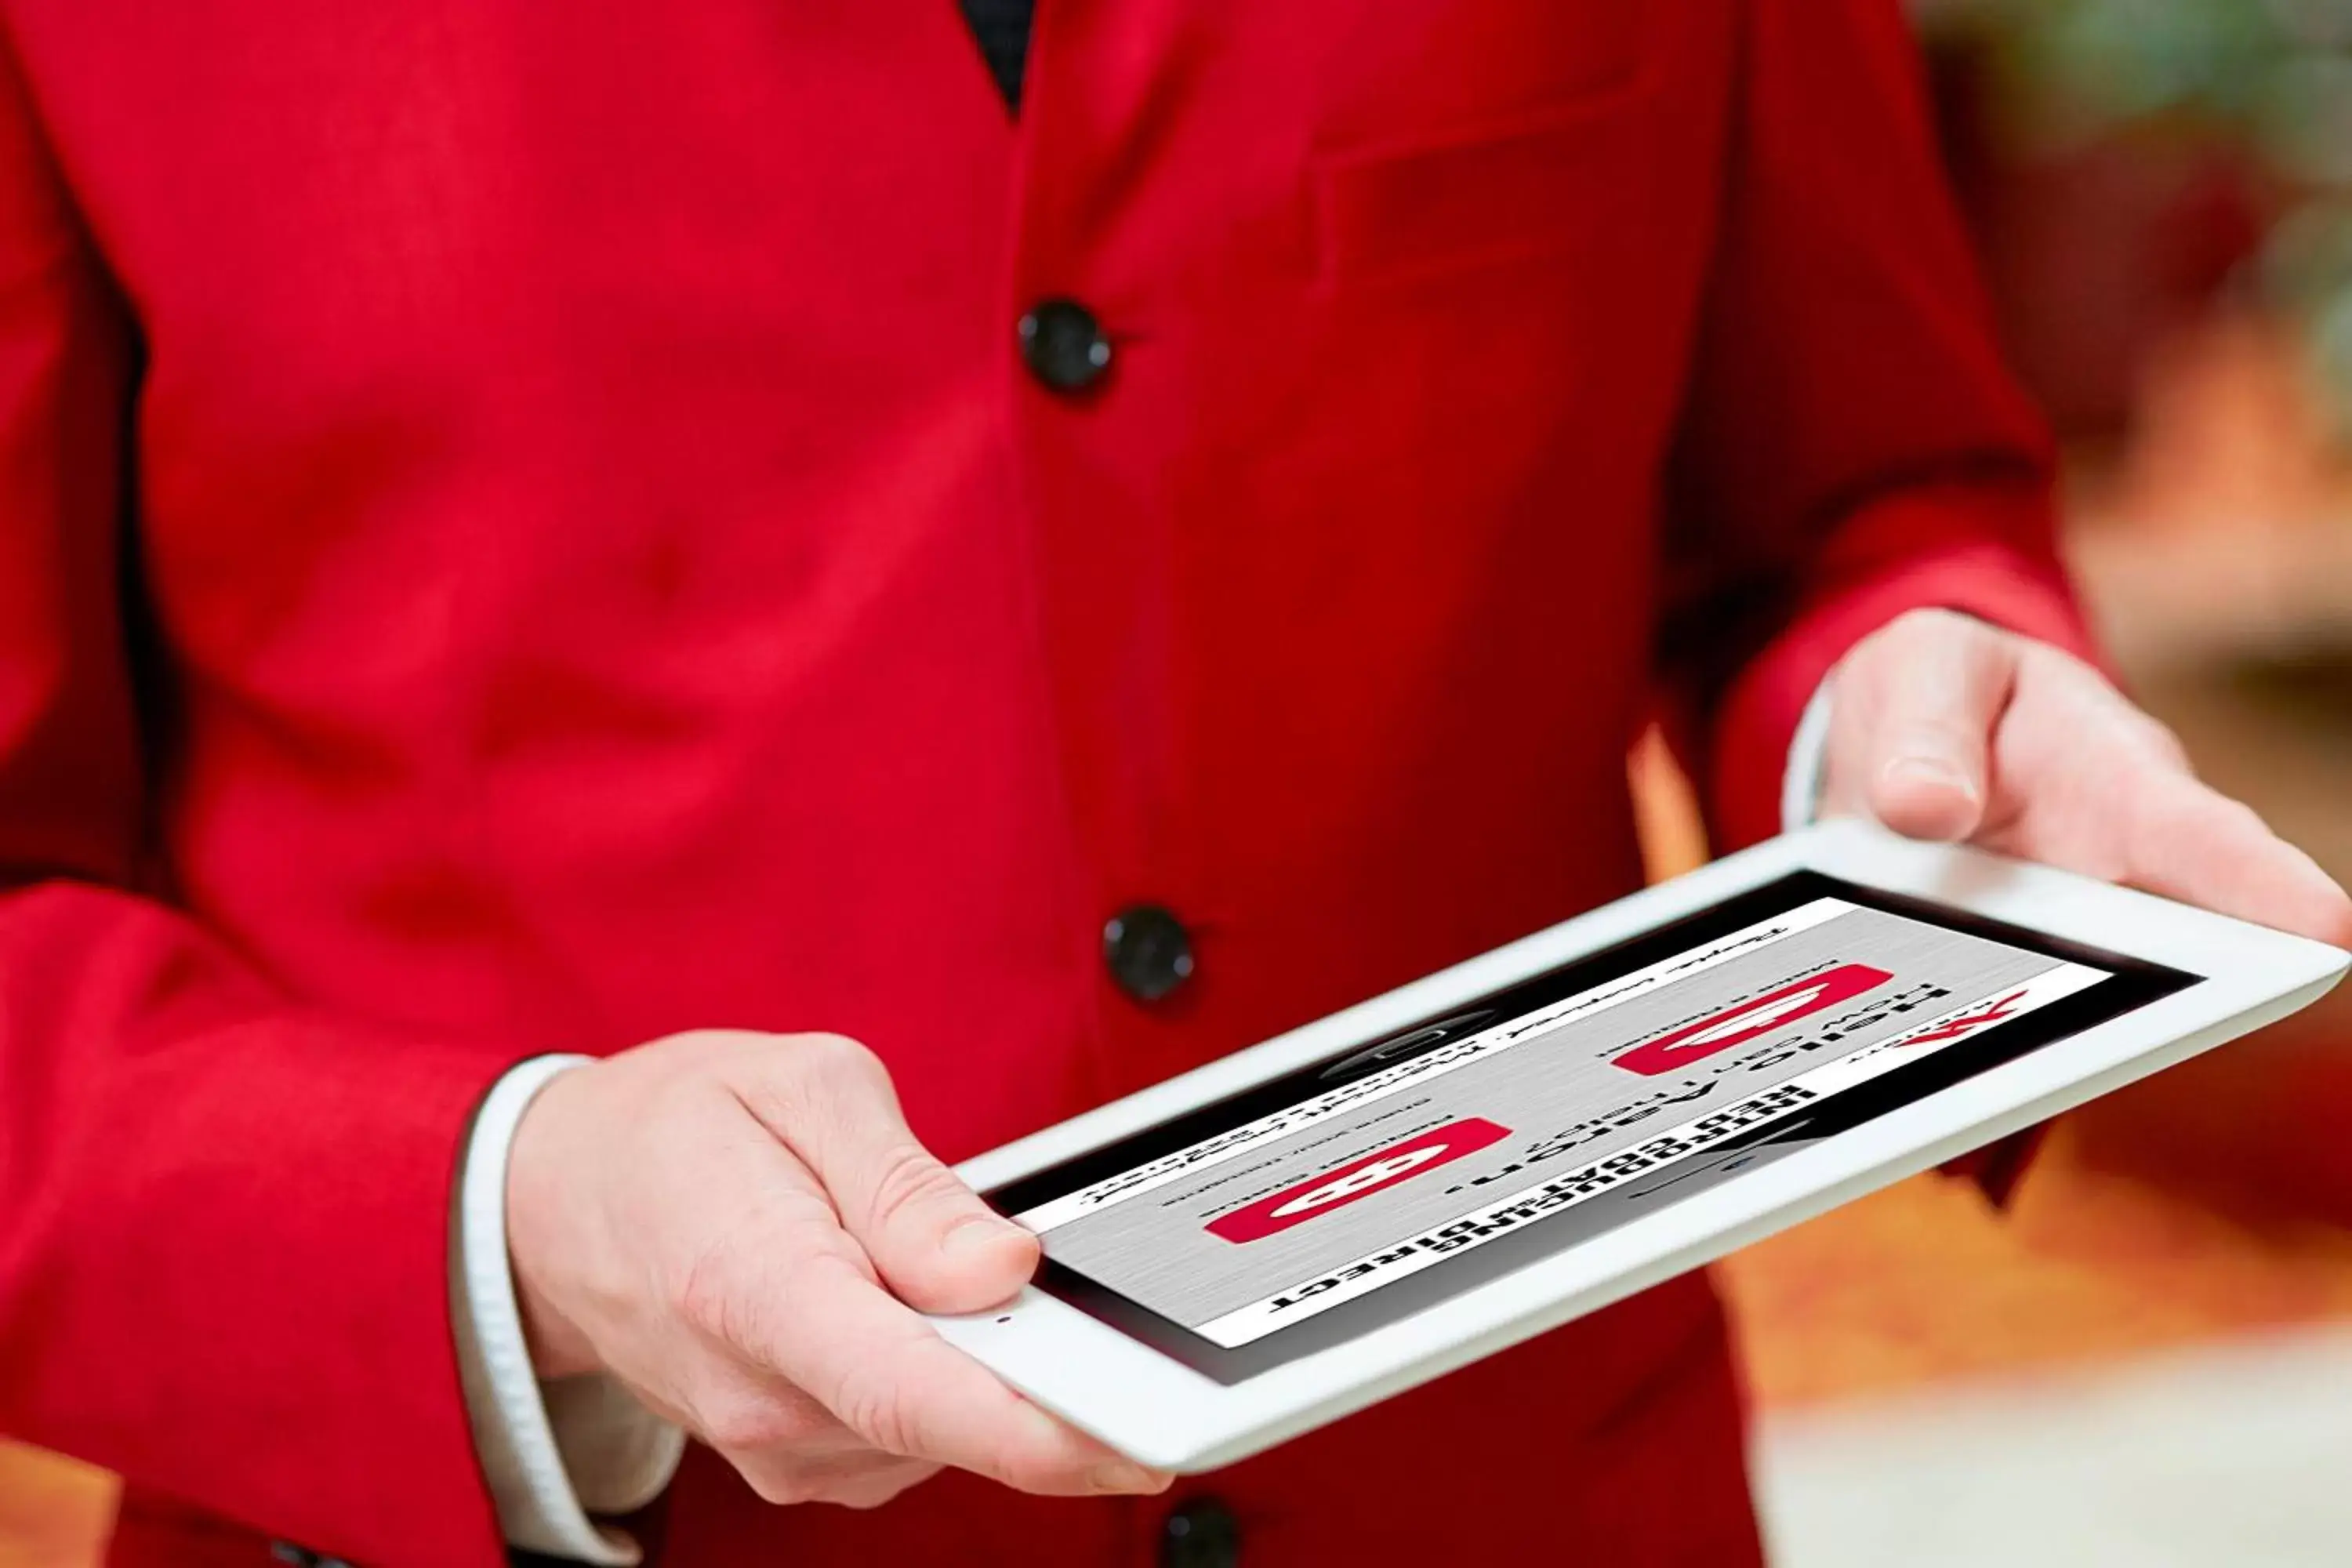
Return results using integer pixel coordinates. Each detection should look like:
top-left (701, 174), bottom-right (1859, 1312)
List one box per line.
top-left (701, 1381), bottom-right (906, 1505)
top-left (731, 1033), bottom-right (1039, 1314)
top-left (730, 1447), bottom-right (940, 1511)
top-left (804, 1456), bottom-right (945, 1511)
top-left (2119, 773), bottom-right (2352, 946)
top-left (1838, 612), bottom-right (2018, 843)
top-left (695, 1376), bottom-right (871, 1465)
top-left (716, 1384), bottom-right (943, 1509)
top-left (737, 1249), bottom-right (1171, 1497)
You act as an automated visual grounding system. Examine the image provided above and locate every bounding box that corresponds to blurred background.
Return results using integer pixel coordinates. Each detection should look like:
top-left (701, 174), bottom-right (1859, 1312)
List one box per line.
top-left (8, 2), bottom-right (2352, 1563)
top-left (1695, 1), bottom-right (2352, 1561)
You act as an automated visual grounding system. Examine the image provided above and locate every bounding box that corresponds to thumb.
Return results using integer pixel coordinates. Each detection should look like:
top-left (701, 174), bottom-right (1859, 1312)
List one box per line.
top-left (736, 1033), bottom-right (1040, 1315)
top-left (1835, 611), bottom-right (2016, 844)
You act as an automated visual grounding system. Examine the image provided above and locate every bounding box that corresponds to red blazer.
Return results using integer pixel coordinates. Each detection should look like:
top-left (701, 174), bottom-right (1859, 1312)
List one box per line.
top-left (0, 2), bottom-right (2092, 1564)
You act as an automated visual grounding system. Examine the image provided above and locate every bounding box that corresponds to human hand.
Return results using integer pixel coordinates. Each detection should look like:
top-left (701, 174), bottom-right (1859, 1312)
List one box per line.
top-left (1820, 608), bottom-right (2352, 947)
top-left (504, 1029), bottom-right (1171, 1508)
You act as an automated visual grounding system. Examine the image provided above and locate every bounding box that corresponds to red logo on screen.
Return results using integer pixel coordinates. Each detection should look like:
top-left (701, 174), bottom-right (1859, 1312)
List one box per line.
top-left (1204, 1119), bottom-right (1513, 1243)
top-left (1611, 964), bottom-right (1893, 1077)
top-left (1897, 989), bottom-right (2029, 1047)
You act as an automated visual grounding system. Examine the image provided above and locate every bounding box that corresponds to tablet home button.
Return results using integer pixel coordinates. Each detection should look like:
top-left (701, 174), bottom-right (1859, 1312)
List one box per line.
top-left (1104, 904), bottom-right (1196, 1004)
top-left (1161, 1496), bottom-right (1241, 1568)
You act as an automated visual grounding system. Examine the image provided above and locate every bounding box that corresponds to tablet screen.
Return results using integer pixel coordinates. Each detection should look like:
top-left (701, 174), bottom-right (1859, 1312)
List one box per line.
top-left (987, 872), bottom-right (2196, 1384)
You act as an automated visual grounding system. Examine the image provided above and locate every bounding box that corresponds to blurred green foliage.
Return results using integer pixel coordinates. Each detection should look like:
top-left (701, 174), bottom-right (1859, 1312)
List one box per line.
top-left (1925, 0), bottom-right (2352, 422)
top-left (1926, 0), bottom-right (2352, 171)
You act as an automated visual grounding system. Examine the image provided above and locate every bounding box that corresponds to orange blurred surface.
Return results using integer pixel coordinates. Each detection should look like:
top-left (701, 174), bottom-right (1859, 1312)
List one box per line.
top-left (1724, 1129), bottom-right (2352, 1406)
top-left (0, 1448), bottom-right (109, 1568)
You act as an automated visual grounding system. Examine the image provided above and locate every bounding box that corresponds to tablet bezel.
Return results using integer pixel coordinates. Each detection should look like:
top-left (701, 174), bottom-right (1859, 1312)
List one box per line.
top-left (931, 822), bottom-right (2350, 1472)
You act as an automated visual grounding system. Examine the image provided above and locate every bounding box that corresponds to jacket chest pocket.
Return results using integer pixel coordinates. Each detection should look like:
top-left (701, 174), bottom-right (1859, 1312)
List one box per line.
top-left (1312, 88), bottom-right (1657, 289)
top-left (1308, 0), bottom-right (1659, 289)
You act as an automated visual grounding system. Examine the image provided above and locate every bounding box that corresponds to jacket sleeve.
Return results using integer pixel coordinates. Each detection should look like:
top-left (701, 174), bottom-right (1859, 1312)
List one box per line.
top-left (0, 42), bottom-right (525, 1568)
top-left (1656, 0), bottom-right (2100, 1203)
top-left (1657, 0), bottom-right (2100, 855)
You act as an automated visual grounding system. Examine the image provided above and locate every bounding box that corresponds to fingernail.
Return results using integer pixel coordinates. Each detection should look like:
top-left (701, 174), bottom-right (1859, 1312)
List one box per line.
top-left (942, 1214), bottom-right (1023, 1258)
top-left (1884, 755), bottom-right (1978, 802)
top-left (1091, 1461), bottom-right (1164, 1494)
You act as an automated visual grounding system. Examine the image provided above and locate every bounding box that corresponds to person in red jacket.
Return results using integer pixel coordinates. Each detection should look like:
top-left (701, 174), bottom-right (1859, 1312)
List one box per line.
top-left (0, 2), bottom-right (2345, 1566)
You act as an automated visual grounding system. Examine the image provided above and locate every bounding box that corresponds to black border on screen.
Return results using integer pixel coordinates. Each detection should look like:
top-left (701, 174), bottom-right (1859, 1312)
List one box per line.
top-left (987, 871), bottom-right (2197, 1385)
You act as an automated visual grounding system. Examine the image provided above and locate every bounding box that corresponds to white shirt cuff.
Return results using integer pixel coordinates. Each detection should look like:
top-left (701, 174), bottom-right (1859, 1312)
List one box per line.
top-left (1780, 675), bottom-right (1836, 835)
top-left (444, 678), bottom-right (1837, 1559)
top-left (452, 1054), bottom-right (687, 1565)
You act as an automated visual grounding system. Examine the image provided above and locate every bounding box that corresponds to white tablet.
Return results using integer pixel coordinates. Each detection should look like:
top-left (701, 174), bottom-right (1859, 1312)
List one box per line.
top-left (932, 821), bottom-right (2348, 1471)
